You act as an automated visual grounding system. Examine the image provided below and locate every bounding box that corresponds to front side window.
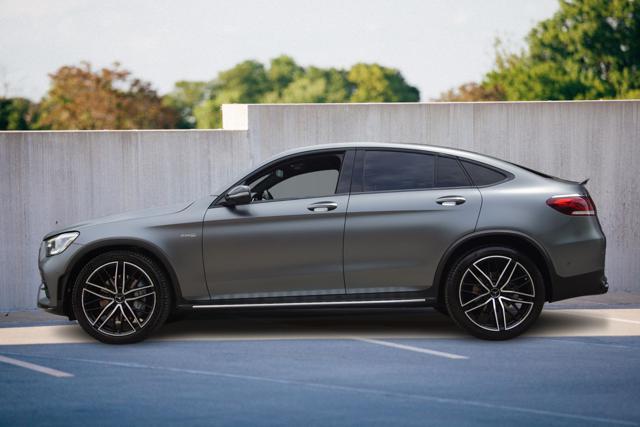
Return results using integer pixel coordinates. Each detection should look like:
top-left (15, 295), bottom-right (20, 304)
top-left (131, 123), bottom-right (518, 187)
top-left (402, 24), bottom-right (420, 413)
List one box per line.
top-left (362, 150), bottom-right (435, 192)
top-left (245, 153), bottom-right (343, 201)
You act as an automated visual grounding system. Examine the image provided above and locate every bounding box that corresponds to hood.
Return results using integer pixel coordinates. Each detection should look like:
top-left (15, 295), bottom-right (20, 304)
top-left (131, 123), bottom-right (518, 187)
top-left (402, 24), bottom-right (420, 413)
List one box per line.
top-left (43, 200), bottom-right (196, 240)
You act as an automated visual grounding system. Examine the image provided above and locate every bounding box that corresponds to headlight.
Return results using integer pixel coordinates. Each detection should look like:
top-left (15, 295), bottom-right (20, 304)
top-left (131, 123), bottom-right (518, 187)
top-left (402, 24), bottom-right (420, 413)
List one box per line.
top-left (44, 232), bottom-right (79, 256)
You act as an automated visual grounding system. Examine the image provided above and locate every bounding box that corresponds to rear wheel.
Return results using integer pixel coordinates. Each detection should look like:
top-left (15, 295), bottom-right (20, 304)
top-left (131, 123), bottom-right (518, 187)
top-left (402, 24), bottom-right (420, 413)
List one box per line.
top-left (72, 250), bottom-right (171, 344)
top-left (444, 246), bottom-right (545, 340)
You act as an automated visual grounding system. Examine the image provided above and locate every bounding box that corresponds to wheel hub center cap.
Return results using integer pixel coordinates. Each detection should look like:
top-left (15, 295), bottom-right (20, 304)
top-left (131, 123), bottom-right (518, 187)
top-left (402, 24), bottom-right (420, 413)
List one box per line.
top-left (490, 288), bottom-right (500, 298)
top-left (115, 294), bottom-right (124, 303)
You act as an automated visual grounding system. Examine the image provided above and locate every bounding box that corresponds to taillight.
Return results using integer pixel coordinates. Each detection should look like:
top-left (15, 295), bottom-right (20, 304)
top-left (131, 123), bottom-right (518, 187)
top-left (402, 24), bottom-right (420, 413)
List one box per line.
top-left (546, 194), bottom-right (596, 216)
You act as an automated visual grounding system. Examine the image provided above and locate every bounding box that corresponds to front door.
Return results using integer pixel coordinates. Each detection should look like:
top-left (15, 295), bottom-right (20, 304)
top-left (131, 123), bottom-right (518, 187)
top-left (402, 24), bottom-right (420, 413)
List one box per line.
top-left (202, 150), bottom-right (353, 300)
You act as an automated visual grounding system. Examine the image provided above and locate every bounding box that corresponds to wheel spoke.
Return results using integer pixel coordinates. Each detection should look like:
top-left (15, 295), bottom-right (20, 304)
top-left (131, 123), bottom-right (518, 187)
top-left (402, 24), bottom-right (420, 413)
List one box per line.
top-left (497, 297), bottom-right (508, 330)
top-left (97, 304), bottom-right (119, 331)
top-left (491, 298), bottom-right (500, 330)
top-left (119, 305), bottom-right (137, 332)
top-left (126, 291), bottom-right (155, 302)
top-left (461, 291), bottom-right (490, 308)
top-left (83, 288), bottom-right (114, 301)
top-left (90, 301), bottom-right (115, 326)
top-left (469, 267), bottom-right (492, 292)
top-left (464, 295), bottom-right (492, 314)
top-left (500, 295), bottom-right (534, 306)
top-left (112, 262), bottom-right (119, 293)
top-left (501, 289), bottom-right (535, 299)
top-left (121, 262), bottom-right (127, 294)
top-left (123, 301), bottom-right (143, 327)
top-left (498, 261), bottom-right (518, 290)
top-left (494, 258), bottom-right (512, 289)
top-left (124, 284), bottom-right (153, 295)
top-left (85, 281), bottom-right (115, 295)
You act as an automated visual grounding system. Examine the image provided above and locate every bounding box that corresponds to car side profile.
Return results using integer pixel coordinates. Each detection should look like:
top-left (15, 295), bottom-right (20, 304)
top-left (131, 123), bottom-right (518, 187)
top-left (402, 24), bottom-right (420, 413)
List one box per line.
top-left (38, 142), bottom-right (608, 344)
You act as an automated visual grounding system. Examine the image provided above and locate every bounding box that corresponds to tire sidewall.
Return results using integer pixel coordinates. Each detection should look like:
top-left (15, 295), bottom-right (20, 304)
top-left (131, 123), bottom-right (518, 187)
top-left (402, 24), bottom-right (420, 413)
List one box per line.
top-left (445, 246), bottom-right (545, 340)
top-left (72, 250), bottom-right (171, 344)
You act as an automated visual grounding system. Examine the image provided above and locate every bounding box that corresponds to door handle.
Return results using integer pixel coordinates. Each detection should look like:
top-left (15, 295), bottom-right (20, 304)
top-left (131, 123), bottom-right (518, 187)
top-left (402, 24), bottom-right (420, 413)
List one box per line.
top-left (307, 201), bottom-right (338, 212)
top-left (436, 196), bottom-right (466, 206)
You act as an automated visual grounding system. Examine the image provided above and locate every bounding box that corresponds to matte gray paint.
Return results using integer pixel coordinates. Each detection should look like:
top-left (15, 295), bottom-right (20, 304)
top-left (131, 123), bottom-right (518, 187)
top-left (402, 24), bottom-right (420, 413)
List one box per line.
top-left (37, 142), bottom-right (605, 313)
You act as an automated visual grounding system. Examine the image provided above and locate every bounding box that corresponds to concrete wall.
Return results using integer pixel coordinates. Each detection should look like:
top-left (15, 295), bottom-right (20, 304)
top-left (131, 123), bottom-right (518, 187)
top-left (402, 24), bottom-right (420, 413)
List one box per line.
top-left (0, 130), bottom-right (249, 310)
top-left (225, 100), bottom-right (640, 296)
top-left (2, 100), bottom-right (638, 310)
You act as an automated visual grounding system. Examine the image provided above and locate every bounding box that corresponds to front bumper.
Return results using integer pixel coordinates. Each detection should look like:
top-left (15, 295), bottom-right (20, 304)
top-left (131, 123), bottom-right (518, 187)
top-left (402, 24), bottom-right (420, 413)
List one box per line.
top-left (37, 242), bottom-right (82, 316)
top-left (550, 269), bottom-right (608, 302)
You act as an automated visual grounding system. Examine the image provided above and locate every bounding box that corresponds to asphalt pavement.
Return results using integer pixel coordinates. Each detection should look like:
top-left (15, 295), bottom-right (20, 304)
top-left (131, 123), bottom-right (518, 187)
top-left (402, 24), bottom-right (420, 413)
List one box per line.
top-left (1, 298), bottom-right (639, 426)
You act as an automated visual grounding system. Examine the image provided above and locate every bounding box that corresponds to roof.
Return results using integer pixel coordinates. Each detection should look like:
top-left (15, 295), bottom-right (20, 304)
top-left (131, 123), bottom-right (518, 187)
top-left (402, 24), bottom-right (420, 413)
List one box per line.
top-left (264, 142), bottom-right (520, 173)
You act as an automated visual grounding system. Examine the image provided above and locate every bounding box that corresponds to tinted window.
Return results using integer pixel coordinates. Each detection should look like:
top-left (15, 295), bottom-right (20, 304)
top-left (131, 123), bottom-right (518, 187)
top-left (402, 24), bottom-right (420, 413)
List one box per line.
top-left (436, 156), bottom-right (470, 187)
top-left (246, 153), bottom-right (343, 201)
top-left (460, 160), bottom-right (506, 186)
top-left (363, 151), bottom-right (435, 192)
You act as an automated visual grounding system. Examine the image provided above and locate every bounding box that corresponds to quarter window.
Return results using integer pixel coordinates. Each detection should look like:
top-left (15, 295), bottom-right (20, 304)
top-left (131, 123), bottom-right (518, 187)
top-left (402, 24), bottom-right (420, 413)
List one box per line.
top-left (460, 160), bottom-right (507, 186)
top-left (363, 150), bottom-right (435, 192)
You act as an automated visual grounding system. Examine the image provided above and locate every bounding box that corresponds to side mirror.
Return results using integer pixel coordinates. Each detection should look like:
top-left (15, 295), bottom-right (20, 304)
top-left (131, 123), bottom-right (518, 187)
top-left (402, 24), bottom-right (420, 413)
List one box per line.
top-left (224, 185), bottom-right (252, 206)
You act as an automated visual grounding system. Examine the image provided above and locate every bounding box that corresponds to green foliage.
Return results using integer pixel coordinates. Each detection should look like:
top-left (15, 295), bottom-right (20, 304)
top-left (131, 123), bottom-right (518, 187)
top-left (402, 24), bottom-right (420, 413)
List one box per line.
top-left (483, 0), bottom-right (640, 100)
top-left (0, 97), bottom-right (34, 130)
top-left (162, 81), bottom-right (210, 128)
top-left (6, 56), bottom-right (419, 130)
top-left (348, 63), bottom-right (419, 102)
top-left (183, 55), bottom-right (420, 128)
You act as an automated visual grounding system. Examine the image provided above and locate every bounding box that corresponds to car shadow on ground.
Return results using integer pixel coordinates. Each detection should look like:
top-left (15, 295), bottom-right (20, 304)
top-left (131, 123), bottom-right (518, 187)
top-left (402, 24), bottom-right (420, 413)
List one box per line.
top-left (153, 307), bottom-right (608, 341)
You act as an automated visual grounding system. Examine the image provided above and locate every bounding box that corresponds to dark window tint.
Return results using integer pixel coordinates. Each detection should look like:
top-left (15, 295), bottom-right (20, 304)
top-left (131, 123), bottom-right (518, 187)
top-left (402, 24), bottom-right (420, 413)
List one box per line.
top-left (363, 151), bottom-right (435, 192)
top-left (460, 160), bottom-right (506, 186)
top-left (246, 153), bottom-right (343, 201)
top-left (436, 156), bottom-right (470, 187)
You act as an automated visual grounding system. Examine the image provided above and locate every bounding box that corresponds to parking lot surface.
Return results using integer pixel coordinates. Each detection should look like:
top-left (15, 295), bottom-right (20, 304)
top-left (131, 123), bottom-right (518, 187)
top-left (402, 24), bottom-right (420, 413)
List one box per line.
top-left (1, 303), bottom-right (639, 426)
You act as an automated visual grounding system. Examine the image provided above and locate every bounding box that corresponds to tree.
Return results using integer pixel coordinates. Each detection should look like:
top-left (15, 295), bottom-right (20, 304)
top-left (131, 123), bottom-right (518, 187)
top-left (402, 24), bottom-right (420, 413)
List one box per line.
top-left (162, 81), bottom-right (210, 128)
top-left (437, 82), bottom-right (506, 102)
top-left (443, 0), bottom-right (640, 101)
top-left (348, 63), bottom-right (420, 102)
top-left (186, 56), bottom-right (421, 128)
top-left (277, 67), bottom-right (352, 103)
top-left (37, 62), bottom-right (178, 130)
top-left (0, 97), bottom-right (36, 130)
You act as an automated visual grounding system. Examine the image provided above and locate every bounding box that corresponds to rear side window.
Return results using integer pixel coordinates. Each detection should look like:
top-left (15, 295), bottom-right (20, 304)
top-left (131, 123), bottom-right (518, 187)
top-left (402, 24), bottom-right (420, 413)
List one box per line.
top-left (460, 160), bottom-right (506, 186)
top-left (363, 150), bottom-right (435, 192)
top-left (437, 156), bottom-right (470, 187)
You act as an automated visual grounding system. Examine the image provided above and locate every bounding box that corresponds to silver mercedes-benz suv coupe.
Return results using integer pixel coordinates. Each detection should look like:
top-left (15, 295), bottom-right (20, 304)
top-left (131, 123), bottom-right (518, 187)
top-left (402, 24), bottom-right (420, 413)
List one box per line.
top-left (37, 143), bottom-right (608, 343)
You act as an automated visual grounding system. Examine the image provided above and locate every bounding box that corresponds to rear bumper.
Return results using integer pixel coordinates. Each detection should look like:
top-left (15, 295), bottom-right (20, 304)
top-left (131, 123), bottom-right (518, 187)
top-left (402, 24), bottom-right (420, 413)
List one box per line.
top-left (550, 269), bottom-right (608, 302)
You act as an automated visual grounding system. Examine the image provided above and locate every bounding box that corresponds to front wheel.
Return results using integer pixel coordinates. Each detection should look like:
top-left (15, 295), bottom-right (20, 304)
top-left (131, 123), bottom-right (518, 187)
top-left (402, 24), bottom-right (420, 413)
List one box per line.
top-left (72, 250), bottom-right (172, 344)
top-left (444, 246), bottom-right (545, 340)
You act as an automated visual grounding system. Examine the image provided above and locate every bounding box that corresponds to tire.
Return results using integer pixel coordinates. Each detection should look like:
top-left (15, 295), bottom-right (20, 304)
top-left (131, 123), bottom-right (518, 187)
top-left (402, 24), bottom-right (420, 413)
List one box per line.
top-left (71, 250), bottom-right (172, 344)
top-left (444, 246), bottom-right (545, 340)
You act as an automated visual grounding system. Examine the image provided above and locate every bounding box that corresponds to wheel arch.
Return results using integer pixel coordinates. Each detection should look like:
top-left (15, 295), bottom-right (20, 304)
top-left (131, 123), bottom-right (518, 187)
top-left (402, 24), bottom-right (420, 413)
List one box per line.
top-left (59, 238), bottom-right (182, 319)
top-left (433, 230), bottom-right (555, 304)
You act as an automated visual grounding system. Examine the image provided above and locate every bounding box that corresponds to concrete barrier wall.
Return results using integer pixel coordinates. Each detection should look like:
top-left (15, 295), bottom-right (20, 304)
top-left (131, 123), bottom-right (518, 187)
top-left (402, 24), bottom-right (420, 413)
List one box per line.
top-left (0, 130), bottom-right (249, 310)
top-left (2, 100), bottom-right (638, 310)
top-left (226, 100), bottom-right (640, 296)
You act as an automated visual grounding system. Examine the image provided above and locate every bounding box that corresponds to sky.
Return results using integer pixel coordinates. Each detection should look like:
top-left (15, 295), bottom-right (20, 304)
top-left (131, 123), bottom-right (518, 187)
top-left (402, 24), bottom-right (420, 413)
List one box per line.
top-left (0, 0), bottom-right (558, 101)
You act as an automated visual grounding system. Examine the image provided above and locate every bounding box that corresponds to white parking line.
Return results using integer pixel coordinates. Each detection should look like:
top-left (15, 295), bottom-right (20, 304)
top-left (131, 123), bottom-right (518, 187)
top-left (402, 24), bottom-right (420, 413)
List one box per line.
top-left (0, 354), bottom-right (73, 378)
top-left (352, 337), bottom-right (468, 360)
top-left (2, 352), bottom-right (634, 426)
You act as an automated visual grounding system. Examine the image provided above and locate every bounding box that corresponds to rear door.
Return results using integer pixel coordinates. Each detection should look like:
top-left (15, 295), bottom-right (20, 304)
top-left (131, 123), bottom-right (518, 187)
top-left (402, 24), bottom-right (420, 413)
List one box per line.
top-left (343, 149), bottom-right (482, 294)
